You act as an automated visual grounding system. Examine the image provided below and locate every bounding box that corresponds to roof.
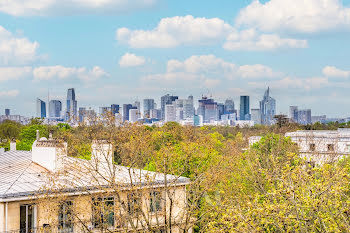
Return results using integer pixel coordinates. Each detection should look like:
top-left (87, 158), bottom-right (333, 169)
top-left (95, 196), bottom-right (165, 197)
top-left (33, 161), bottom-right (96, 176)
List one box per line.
top-left (286, 128), bottom-right (350, 138)
top-left (0, 150), bottom-right (189, 201)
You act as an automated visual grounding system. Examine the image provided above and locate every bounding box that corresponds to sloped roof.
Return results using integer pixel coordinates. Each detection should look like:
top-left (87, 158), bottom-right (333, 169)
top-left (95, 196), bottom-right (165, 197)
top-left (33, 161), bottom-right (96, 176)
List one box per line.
top-left (0, 150), bottom-right (189, 201)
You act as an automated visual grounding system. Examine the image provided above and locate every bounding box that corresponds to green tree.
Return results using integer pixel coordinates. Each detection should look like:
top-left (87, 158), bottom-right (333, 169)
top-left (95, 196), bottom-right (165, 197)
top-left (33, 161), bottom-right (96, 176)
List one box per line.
top-left (17, 124), bottom-right (49, 151)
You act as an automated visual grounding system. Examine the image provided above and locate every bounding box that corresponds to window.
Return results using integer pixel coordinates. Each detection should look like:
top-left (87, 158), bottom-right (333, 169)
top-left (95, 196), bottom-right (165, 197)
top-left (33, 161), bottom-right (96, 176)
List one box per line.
top-left (58, 201), bottom-right (73, 233)
top-left (20, 205), bottom-right (35, 233)
top-left (92, 197), bottom-right (114, 228)
top-left (128, 193), bottom-right (141, 216)
top-left (150, 191), bottom-right (163, 213)
top-left (327, 144), bottom-right (335, 152)
top-left (309, 144), bottom-right (316, 151)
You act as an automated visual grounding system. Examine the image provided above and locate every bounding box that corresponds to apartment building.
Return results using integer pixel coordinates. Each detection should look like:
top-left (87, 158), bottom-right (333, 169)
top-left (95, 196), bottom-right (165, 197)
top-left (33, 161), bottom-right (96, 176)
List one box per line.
top-left (0, 134), bottom-right (190, 232)
top-left (249, 128), bottom-right (350, 165)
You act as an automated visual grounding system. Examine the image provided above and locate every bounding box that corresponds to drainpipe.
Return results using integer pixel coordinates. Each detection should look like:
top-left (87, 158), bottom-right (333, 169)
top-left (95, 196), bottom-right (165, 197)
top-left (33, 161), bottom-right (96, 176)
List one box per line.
top-left (5, 202), bottom-right (8, 232)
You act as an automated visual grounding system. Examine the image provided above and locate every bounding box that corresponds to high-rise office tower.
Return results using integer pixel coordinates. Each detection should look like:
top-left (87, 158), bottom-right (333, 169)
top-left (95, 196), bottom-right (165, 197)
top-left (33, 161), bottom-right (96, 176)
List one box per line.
top-left (111, 104), bottom-right (119, 115)
top-left (123, 104), bottom-right (137, 122)
top-left (66, 88), bottom-right (77, 120)
top-left (259, 87), bottom-right (276, 125)
top-left (99, 107), bottom-right (111, 115)
top-left (36, 98), bottom-right (46, 118)
top-left (240, 96), bottom-right (250, 120)
top-left (251, 109), bottom-right (261, 125)
top-left (161, 94), bottom-right (178, 120)
top-left (198, 97), bottom-right (218, 123)
top-left (79, 107), bottom-right (86, 122)
top-left (217, 103), bottom-right (225, 120)
top-left (133, 101), bottom-right (140, 110)
top-left (49, 100), bottom-right (62, 118)
top-left (5, 109), bottom-right (10, 116)
top-left (224, 99), bottom-right (235, 113)
top-left (298, 109), bottom-right (312, 125)
top-left (129, 109), bottom-right (141, 123)
top-left (183, 95), bottom-right (194, 119)
top-left (289, 106), bottom-right (298, 122)
top-left (143, 99), bottom-right (155, 118)
top-left (165, 104), bottom-right (176, 122)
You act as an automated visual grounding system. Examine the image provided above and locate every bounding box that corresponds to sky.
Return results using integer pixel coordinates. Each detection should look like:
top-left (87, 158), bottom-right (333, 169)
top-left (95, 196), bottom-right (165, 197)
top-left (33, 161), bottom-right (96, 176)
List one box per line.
top-left (0, 0), bottom-right (350, 117)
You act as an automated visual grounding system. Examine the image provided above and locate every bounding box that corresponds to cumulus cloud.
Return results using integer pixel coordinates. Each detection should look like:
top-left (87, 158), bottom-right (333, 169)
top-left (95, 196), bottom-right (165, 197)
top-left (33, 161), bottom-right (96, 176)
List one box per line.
top-left (119, 53), bottom-right (146, 67)
top-left (0, 0), bottom-right (158, 16)
top-left (322, 66), bottom-right (350, 78)
top-left (236, 0), bottom-right (350, 33)
top-left (116, 15), bottom-right (308, 51)
top-left (0, 67), bottom-right (32, 82)
top-left (116, 15), bottom-right (233, 48)
top-left (142, 55), bottom-right (282, 89)
top-left (166, 55), bottom-right (282, 79)
top-left (33, 65), bottom-right (109, 82)
top-left (223, 29), bottom-right (307, 51)
top-left (0, 26), bottom-right (41, 65)
top-left (249, 76), bottom-right (329, 90)
top-left (0, 90), bottom-right (19, 98)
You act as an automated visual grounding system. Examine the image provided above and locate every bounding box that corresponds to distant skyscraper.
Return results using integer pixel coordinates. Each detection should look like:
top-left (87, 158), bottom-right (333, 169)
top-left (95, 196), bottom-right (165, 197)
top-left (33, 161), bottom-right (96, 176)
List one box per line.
top-left (165, 104), bottom-right (176, 122)
top-left (36, 98), bottom-right (46, 118)
top-left (251, 109), bottom-right (261, 125)
top-left (161, 94), bottom-right (178, 120)
top-left (217, 103), bottom-right (225, 120)
top-left (49, 100), bottom-right (62, 118)
top-left (129, 109), bottom-right (141, 123)
top-left (5, 109), bottom-right (10, 116)
top-left (259, 87), bottom-right (276, 125)
top-left (240, 96), bottom-right (250, 120)
top-left (143, 99), bottom-right (155, 118)
top-left (123, 104), bottom-right (137, 122)
top-left (79, 107), bottom-right (86, 122)
top-left (111, 104), bottom-right (119, 115)
top-left (66, 88), bottom-right (77, 120)
top-left (133, 101), bottom-right (140, 110)
top-left (183, 95), bottom-right (194, 119)
top-left (99, 107), bottom-right (111, 115)
top-left (224, 99), bottom-right (235, 114)
top-left (198, 97), bottom-right (218, 123)
top-left (298, 109), bottom-right (312, 125)
top-left (289, 106), bottom-right (298, 122)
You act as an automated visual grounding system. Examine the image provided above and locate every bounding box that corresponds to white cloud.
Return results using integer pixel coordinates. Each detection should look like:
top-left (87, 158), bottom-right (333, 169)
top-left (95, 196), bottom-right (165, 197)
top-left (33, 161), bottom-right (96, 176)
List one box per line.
top-left (0, 26), bottom-right (41, 65)
top-left (119, 53), bottom-right (145, 67)
top-left (0, 0), bottom-right (158, 16)
top-left (33, 65), bottom-right (109, 82)
top-left (166, 55), bottom-right (282, 79)
top-left (322, 66), bottom-right (350, 78)
top-left (223, 29), bottom-right (307, 51)
top-left (0, 67), bottom-right (32, 82)
top-left (116, 15), bottom-right (233, 48)
top-left (0, 90), bottom-right (19, 98)
top-left (236, 0), bottom-right (350, 33)
top-left (249, 76), bottom-right (329, 90)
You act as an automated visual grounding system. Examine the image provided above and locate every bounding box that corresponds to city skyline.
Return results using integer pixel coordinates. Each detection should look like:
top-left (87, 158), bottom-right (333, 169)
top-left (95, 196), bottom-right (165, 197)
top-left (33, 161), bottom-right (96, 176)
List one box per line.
top-left (1, 0), bottom-right (350, 117)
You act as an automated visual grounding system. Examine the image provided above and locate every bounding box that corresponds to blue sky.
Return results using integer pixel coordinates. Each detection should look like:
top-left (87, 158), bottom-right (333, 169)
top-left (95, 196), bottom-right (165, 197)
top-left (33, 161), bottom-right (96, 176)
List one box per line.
top-left (0, 0), bottom-right (350, 117)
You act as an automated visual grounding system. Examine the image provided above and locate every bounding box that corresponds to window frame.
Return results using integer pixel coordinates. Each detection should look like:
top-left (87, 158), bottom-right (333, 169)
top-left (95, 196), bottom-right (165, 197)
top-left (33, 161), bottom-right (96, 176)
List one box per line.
top-left (309, 143), bottom-right (316, 151)
top-left (149, 191), bottom-right (163, 213)
top-left (20, 204), bottom-right (35, 233)
top-left (127, 192), bottom-right (142, 216)
top-left (92, 196), bottom-right (115, 228)
top-left (58, 200), bottom-right (74, 233)
top-left (327, 144), bottom-right (335, 152)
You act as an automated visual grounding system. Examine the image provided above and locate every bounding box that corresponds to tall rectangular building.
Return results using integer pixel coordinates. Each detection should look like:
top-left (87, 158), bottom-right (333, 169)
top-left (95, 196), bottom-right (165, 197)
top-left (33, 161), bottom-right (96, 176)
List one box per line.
top-left (123, 104), bottom-right (137, 122)
top-left (66, 88), bottom-right (77, 120)
top-left (289, 106), bottom-right (298, 122)
top-left (111, 104), bottom-right (119, 115)
top-left (198, 97), bottom-right (218, 123)
top-left (161, 94), bottom-right (178, 120)
top-left (5, 109), bottom-right (10, 116)
top-left (240, 96), bottom-right (250, 120)
top-left (143, 99), bottom-right (155, 118)
top-left (259, 87), bottom-right (276, 125)
top-left (298, 109), bottom-right (312, 125)
top-left (36, 98), bottom-right (46, 118)
top-left (251, 108), bottom-right (261, 125)
top-left (49, 100), bottom-right (62, 118)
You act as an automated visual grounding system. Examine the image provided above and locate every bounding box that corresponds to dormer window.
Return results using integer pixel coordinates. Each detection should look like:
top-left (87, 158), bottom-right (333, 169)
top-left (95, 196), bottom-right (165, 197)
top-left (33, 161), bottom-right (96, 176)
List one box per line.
top-left (327, 144), bottom-right (335, 152)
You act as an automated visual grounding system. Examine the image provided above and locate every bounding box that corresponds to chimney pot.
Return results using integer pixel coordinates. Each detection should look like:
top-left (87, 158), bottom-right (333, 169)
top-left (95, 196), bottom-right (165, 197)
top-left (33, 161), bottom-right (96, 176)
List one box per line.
top-left (10, 139), bottom-right (16, 151)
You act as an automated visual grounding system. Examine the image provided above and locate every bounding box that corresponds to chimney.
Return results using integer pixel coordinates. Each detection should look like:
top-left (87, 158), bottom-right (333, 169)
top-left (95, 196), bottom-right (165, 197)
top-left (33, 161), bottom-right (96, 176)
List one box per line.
top-left (0, 148), bottom-right (4, 155)
top-left (36, 130), bottom-right (40, 141)
top-left (10, 139), bottom-right (16, 151)
top-left (91, 140), bottom-right (113, 167)
top-left (31, 136), bottom-right (67, 172)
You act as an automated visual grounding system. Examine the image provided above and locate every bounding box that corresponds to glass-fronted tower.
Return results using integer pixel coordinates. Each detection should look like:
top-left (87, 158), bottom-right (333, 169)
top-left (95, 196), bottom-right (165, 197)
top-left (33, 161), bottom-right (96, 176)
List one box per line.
top-left (49, 100), bottom-right (62, 118)
top-left (66, 88), bottom-right (77, 120)
top-left (36, 98), bottom-right (46, 118)
top-left (240, 96), bottom-right (250, 120)
top-left (259, 87), bottom-right (276, 125)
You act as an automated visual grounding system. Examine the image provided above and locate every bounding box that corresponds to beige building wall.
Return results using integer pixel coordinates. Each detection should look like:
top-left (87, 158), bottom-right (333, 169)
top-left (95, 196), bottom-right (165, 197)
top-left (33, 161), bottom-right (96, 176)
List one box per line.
top-left (1, 185), bottom-right (189, 232)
